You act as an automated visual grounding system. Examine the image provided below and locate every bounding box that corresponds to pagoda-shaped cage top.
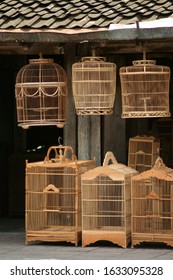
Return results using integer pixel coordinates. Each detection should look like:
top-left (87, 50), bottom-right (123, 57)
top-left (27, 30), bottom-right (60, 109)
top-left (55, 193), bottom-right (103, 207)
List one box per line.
top-left (120, 59), bottom-right (170, 118)
top-left (72, 56), bottom-right (116, 115)
top-left (131, 157), bottom-right (173, 245)
top-left (81, 152), bottom-right (138, 233)
top-left (15, 56), bottom-right (68, 129)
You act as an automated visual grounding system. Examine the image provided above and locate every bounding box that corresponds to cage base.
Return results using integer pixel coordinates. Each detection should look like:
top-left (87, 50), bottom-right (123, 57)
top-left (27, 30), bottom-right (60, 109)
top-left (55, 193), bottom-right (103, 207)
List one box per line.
top-left (132, 233), bottom-right (173, 247)
top-left (82, 228), bottom-right (131, 248)
top-left (26, 226), bottom-right (82, 246)
top-left (121, 111), bottom-right (170, 118)
top-left (76, 108), bottom-right (113, 115)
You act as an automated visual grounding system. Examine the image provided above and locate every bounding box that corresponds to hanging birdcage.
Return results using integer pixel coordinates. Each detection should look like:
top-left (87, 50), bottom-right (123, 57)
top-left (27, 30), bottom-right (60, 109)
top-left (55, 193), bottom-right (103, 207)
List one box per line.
top-left (120, 59), bottom-right (170, 118)
top-left (81, 151), bottom-right (138, 248)
top-left (25, 145), bottom-right (95, 246)
top-left (72, 57), bottom-right (116, 115)
top-left (128, 135), bottom-right (160, 173)
top-left (15, 56), bottom-right (67, 128)
top-left (131, 157), bottom-right (173, 247)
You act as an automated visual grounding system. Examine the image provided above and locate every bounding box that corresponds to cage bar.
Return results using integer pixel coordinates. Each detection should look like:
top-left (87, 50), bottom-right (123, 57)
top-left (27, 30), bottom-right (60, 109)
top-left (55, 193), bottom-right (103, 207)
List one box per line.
top-left (128, 135), bottom-right (160, 173)
top-left (72, 57), bottom-right (116, 115)
top-left (120, 60), bottom-right (170, 118)
top-left (15, 56), bottom-right (67, 128)
top-left (81, 151), bottom-right (138, 248)
top-left (25, 146), bottom-right (95, 246)
top-left (131, 157), bottom-right (173, 247)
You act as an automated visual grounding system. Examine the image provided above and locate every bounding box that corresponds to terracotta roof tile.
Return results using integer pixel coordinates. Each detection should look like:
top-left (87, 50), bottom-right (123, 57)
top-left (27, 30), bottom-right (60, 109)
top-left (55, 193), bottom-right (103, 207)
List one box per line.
top-left (0, 0), bottom-right (173, 30)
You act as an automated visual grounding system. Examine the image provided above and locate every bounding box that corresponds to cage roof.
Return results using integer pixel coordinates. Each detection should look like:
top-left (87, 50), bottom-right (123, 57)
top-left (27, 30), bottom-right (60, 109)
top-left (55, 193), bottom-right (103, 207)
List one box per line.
top-left (132, 157), bottom-right (173, 181)
top-left (82, 151), bottom-right (138, 180)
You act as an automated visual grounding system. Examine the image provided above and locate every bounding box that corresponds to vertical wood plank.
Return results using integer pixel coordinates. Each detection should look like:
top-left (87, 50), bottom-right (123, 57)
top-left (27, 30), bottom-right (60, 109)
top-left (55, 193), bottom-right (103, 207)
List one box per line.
top-left (91, 115), bottom-right (101, 166)
top-left (103, 55), bottom-right (126, 164)
top-left (63, 44), bottom-right (77, 154)
top-left (78, 115), bottom-right (91, 160)
top-left (78, 115), bottom-right (101, 165)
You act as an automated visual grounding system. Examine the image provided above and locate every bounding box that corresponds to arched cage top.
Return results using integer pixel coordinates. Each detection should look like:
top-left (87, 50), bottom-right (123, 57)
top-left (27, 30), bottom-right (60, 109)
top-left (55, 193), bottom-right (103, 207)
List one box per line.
top-left (120, 60), bottom-right (171, 118)
top-left (15, 58), bottom-right (68, 129)
top-left (72, 56), bottom-right (116, 115)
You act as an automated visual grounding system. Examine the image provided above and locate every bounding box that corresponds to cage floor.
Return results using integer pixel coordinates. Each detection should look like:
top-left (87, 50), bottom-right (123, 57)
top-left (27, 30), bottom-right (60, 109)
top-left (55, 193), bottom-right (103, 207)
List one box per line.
top-left (26, 226), bottom-right (82, 246)
top-left (82, 228), bottom-right (131, 248)
top-left (83, 226), bottom-right (126, 231)
top-left (132, 232), bottom-right (173, 247)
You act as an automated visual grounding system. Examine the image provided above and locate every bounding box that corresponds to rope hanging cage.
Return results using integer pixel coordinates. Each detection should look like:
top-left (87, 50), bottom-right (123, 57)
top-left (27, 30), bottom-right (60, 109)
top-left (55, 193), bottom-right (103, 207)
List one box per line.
top-left (15, 54), bottom-right (68, 129)
top-left (72, 56), bottom-right (117, 115)
top-left (81, 151), bottom-right (138, 248)
top-left (131, 157), bottom-right (173, 247)
top-left (120, 52), bottom-right (171, 118)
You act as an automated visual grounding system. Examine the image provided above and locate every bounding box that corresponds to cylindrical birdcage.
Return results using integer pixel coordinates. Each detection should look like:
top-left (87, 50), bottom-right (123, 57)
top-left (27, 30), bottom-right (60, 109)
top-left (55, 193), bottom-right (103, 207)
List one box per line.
top-left (15, 56), bottom-right (67, 128)
top-left (120, 60), bottom-right (170, 118)
top-left (72, 57), bottom-right (116, 115)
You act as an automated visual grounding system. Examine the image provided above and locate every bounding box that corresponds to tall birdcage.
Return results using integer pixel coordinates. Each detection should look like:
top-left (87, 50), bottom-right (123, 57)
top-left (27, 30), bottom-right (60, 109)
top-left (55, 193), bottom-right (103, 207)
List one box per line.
top-left (25, 146), bottom-right (95, 246)
top-left (120, 57), bottom-right (170, 118)
top-left (128, 136), bottom-right (160, 173)
top-left (81, 152), bottom-right (138, 248)
top-left (131, 157), bottom-right (173, 247)
top-left (72, 57), bottom-right (116, 115)
top-left (15, 55), bottom-right (67, 129)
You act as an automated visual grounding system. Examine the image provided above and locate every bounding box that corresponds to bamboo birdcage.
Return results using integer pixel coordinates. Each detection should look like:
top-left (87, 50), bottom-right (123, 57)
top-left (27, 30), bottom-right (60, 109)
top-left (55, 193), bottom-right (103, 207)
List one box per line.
top-left (72, 57), bottom-right (116, 115)
top-left (25, 145), bottom-right (95, 246)
top-left (81, 152), bottom-right (138, 248)
top-left (131, 157), bottom-right (173, 247)
top-left (15, 56), bottom-right (67, 129)
top-left (120, 59), bottom-right (170, 118)
top-left (128, 136), bottom-right (160, 173)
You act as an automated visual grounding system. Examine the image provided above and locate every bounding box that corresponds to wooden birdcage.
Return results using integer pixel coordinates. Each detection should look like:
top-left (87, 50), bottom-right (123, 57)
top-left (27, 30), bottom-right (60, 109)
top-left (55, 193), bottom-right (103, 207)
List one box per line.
top-left (15, 55), bottom-right (67, 129)
top-left (81, 152), bottom-right (138, 248)
top-left (131, 157), bottom-right (173, 247)
top-left (72, 57), bottom-right (116, 115)
top-left (128, 136), bottom-right (160, 173)
top-left (120, 59), bottom-right (170, 118)
top-left (25, 146), bottom-right (95, 246)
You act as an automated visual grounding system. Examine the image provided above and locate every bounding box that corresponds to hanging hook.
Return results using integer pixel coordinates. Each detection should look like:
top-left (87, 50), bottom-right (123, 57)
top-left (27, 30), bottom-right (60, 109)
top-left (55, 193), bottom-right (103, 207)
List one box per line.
top-left (58, 136), bottom-right (63, 146)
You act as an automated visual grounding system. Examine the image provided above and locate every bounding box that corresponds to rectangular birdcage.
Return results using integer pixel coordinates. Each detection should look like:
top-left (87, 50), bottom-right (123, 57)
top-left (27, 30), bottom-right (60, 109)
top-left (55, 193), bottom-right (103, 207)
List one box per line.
top-left (81, 152), bottom-right (138, 248)
top-left (128, 136), bottom-right (160, 173)
top-left (25, 146), bottom-right (95, 246)
top-left (131, 157), bottom-right (173, 247)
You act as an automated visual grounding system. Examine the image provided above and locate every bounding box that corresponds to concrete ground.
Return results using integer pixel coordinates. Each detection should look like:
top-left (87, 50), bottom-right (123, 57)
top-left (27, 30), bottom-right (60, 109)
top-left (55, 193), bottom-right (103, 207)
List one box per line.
top-left (0, 218), bottom-right (173, 260)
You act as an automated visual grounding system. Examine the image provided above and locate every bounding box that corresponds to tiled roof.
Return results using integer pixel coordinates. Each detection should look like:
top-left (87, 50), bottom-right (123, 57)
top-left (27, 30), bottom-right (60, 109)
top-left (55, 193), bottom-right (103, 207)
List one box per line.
top-left (0, 0), bottom-right (173, 30)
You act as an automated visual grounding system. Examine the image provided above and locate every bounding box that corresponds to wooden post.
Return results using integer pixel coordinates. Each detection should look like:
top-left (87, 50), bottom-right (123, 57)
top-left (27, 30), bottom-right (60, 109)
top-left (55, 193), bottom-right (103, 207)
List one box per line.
top-left (78, 115), bottom-right (101, 165)
top-left (103, 55), bottom-right (126, 164)
top-left (63, 44), bottom-right (77, 154)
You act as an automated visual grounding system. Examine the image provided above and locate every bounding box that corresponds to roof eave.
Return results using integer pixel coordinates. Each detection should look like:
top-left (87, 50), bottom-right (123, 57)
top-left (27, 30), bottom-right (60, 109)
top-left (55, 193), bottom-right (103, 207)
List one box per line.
top-left (1, 26), bottom-right (173, 44)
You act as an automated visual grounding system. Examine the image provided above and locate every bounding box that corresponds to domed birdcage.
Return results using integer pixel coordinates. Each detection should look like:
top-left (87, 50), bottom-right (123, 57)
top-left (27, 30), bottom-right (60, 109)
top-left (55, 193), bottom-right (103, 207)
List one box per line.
top-left (120, 58), bottom-right (170, 118)
top-left (72, 56), bottom-right (116, 115)
top-left (15, 55), bottom-right (67, 128)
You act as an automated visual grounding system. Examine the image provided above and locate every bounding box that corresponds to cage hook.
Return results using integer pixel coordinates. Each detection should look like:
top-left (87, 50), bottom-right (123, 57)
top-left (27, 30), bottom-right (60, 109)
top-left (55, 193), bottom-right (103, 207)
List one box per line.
top-left (58, 136), bottom-right (63, 146)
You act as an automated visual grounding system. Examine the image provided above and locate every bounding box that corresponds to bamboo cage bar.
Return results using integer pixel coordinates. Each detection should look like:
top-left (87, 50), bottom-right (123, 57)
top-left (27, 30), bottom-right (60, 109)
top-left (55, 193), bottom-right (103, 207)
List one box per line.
top-left (131, 157), bottom-right (173, 247)
top-left (128, 135), bottom-right (160, 173)
top-left (25, 146), bottom-right (95, 246)
top-left (120, 60), bottom-right (170, 118)
top-left (15, 56), bottom-right (68, 129)
top-left (81, 151), bottom-right (138, 248)
top-left (72, 57), bottom-right (116, 115)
